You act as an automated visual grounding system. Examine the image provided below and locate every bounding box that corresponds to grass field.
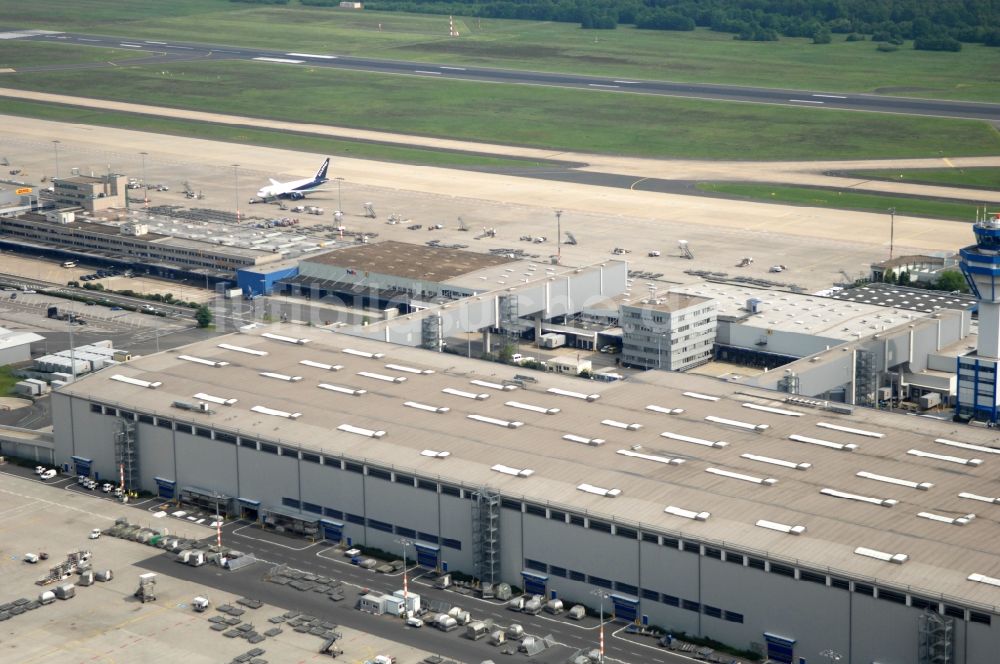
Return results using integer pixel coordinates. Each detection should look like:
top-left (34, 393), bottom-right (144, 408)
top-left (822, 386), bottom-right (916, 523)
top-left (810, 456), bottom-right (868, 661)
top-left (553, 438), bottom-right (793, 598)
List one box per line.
top-left (1, 0), bottom-right (999, 102)
top-left (0, 42), bottom-right (142, 68)
top-left (839, 167), bottom-right (1000, 191)
top-left (697, 183), bottom-right (979, 221)
top-left (4, 60), bottom-right (999, 161)
top-left (0, 98), bottom-right (547, 169)
top-left (0, 365), bottom-right (17, 396)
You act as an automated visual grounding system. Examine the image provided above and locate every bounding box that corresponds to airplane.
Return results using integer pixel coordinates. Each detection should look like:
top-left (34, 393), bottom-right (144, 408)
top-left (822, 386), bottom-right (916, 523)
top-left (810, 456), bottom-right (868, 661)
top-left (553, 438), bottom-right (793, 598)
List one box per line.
top-left (254, 158), bottom-right (330, 202)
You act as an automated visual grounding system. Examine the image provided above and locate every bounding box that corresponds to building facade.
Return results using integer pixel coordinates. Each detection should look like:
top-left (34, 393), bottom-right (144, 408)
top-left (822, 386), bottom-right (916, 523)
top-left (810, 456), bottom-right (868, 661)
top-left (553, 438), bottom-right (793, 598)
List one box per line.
top-left (52, 174), bottom-right (127, 213)
top-left (621, 293), bottom-right (716, 370)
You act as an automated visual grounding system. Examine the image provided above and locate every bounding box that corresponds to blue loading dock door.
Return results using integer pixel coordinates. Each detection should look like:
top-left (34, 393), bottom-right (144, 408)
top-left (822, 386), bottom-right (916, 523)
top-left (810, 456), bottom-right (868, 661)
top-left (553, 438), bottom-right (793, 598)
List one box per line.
top-left (764, 632), bottom-right (796, 664)
top-left (71, 456), bottom-right (92, 477)
top-left (611, 594), bottom-right (640, 623)
top-left (154, 477), bottom-right (176, 500)
top-left (415, 542), bottom-right (440, 569)
top-left (320, 519), bottom-right (344, 543)
top-left (521, 570), bottom-right (548, 596)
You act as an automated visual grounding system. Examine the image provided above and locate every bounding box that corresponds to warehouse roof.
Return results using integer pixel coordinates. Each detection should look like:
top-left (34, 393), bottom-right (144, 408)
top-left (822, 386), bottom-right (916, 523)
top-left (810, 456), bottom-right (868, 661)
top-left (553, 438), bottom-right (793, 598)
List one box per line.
top-left (59, 324), bottom-right (1000, 611)
top-left (301, 240), bottom-right (516, 283)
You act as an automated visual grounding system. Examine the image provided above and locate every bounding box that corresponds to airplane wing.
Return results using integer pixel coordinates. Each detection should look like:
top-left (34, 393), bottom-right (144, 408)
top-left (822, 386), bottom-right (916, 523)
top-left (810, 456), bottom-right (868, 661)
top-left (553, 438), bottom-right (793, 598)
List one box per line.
top-left (269, 178), bottom-right (281, 186)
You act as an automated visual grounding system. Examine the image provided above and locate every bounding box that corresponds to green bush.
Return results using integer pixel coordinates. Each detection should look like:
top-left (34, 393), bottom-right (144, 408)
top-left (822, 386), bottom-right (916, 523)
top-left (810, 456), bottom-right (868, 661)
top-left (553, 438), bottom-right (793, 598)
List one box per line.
top-left (877, 43), bottom-right (899, 52)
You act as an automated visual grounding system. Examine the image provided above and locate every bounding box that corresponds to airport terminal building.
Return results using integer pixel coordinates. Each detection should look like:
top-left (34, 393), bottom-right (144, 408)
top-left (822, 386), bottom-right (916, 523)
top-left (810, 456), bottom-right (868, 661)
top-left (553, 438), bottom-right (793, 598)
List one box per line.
top-left (51, 324), bottom-right (1000, 663)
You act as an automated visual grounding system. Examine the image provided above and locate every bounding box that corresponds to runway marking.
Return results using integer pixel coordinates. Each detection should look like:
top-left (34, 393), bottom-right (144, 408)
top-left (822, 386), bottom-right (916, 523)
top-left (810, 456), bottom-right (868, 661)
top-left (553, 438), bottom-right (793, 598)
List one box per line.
top-left (253, 57), bottom-right (304, 64)
top-left (167, 45), bottom-right (194, 50)
top-left (789, 99), bottom-right (824, 104)
top-left (589, 84), bottom-right (620, 89)
top-left (613, 80), bottom-right (640, 84)
top-left (813, 94), bottom-right (847, 99)
top-left (215, 49), bottom-right (241, 54)
top-left (440, 66), bottom-right (466, 71)
top-left (629, 177), bottom-right (649, 191)
top-left (78, 38), bottom-right (100, 42)
top-left (144, 41), bottom-right (167, 45)
top-left (118, 44), bottom-right (143, 48)
top-left (286, 52), bottom-right (337, 59)
top-left (414, 70), bottom-right (441, 75)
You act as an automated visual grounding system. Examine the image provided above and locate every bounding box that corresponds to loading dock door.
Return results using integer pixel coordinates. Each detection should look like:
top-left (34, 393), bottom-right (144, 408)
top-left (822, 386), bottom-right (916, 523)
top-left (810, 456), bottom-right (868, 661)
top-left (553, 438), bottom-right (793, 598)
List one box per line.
top-left (611, 594), bottom-right (640, 623)
top-left (415, 542), bottom-right (440, 569)
top-left (764, 632), bottom-right (796, 664)
top-left (154, 477), bottom-right (176, 500)
top-left (320, 519), bottom-right (344, 543)
top-left (238, 497), bottom-right (260, 521)
top-left (521, 570), bottom-right (548, 596)
top-left (71, 455), bottom-right (92, 477)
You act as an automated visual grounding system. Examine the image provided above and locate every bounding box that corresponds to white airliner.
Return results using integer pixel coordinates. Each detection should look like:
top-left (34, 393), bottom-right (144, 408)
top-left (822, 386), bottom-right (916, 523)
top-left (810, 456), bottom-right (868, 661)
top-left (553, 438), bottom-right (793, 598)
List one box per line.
top-left (254, 158), bottom-right (330, 201)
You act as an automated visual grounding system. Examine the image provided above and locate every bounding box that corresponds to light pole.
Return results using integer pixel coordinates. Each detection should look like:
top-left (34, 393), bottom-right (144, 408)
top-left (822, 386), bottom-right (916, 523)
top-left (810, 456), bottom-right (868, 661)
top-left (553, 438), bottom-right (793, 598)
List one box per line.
top-left (232, 164), bottom-right (240, 223)
top-left (52, 140), bottom-right (61, 180)
top-left (820, 649), bottom-right (843, 663)
top-left (395, 537), bottom-right (412, 618)
top-left (335, 176), bottom-right (344, 213)
top-left (591, 589), bottom-right (609, 662)
top-left (888, 207), bottom-right (896, 261)
top-left (139, 151), bottom-right (148, 208)
top-left (555, 209), bottom-right (563, 261)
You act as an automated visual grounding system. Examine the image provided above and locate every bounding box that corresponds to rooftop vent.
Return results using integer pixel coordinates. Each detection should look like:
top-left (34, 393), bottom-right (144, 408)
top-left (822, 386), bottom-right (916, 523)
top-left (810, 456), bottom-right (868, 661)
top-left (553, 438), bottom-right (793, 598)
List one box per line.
top-left (343, 348), bottom-right (385, 359)
top-left (601, 419), bottom-right (642, 431)
top-left (646, 405), bottom-right (685, 415)
top-left (442, 387), bottom-right (489, 400)
top-left (218, 343), bottom-right (267, 356)
top-left (683, 391), bottom-right (720, 402)
top-left (958, 491), bottom-right (1000, 504)
top-left (820, 488), bottom-right (897, 507)
top-left (468, 414), bottom-right (523, 429)
top-left (251, 405), bottom-right (301, 419)
top-left (262, 332), bottom-right (309, 345)
top-left (563, 434), bottom-right (605, 446)
top-left (789, 434), bottom-right (858, 452)
top-left (907, 449), bottom-right (982, 466)
top-left (404, 401), bottom-right (449, 414)
top-left (111, 374), bottom-right (161, 389)
top-left (317, 383), bottom-right (366, 396)
top-left (337, 423), bottom-right (386, 438)
top-left (755, 519), bottom-right (806, 535)
top-left (935, 438), bottom-right (1000, 455)
top-left (740, 453), bottom-right (810, 470)
top-left (194, 392), bottom-right (237, 406)
top-left (386, 363), bottom-right (434, 375)
top-left (664, 505), bottom-right (710, 521)
top-left (547, 388), bottom-right (600, 401)
top-left (505, 401), bottom-right (560, 415)
top-left (705, 415), bottom-right (768, 431)
top-left (491, 464), bottom-right (534, 478)
top-left (661, 431), bottom-right (728, 449)
top-left (706, 467), bottom-right (777, 486)
top-left (471, 379), bottom-right (517, 391)
top-left (967, 573), bottom-right (1000, 587)
top-left (358, 371), bottom-right (406, 384)
top-left (616, 449), bottom-right (684, 465)
top-left (854, 546), bottom-right (908, 564)
top-left (300, 359), bottom-right (343, 371)
top-left (816, 422), bottom-right (883, 438)
top-left (577, 483), bottom-right (621, 498)
top-left (856, 471), bottom-right (933, 491)
top-left (421, 449), bottom-right (451, 458)
top-left (260, 371), bottom-right (302, 382)
top-left (177, 355), bottom-right (229, 368)
top-left (917, 511), bottom-right (974, 526)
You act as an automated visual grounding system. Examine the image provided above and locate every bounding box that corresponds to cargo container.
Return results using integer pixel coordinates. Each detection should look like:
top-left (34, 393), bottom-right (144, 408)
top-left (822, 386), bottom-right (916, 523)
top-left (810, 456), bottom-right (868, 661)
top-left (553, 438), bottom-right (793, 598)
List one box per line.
top-left (38, 591), bottom-right (56, 604)
top-left (95, 570), bottom-right (113, 582)
top-left (54, 584), bottom-right (75, 599)
top-left (544, 598), bottom-right (564, 614)
top-left (523, 596), bottom-right (543, 615)
top-left (466, 621), bottom-right (489, 640)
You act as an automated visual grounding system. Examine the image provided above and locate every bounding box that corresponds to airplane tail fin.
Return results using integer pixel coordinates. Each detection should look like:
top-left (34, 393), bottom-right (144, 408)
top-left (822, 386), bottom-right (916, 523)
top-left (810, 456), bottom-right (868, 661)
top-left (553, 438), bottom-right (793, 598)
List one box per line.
top-left (314, 158), bottom-right (330, 183)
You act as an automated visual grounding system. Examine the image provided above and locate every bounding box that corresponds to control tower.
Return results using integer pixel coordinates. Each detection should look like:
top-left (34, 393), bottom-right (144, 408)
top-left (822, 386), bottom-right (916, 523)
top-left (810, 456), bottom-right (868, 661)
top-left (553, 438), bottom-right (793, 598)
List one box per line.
top-left (957, 210), bottom-right (1000, 423)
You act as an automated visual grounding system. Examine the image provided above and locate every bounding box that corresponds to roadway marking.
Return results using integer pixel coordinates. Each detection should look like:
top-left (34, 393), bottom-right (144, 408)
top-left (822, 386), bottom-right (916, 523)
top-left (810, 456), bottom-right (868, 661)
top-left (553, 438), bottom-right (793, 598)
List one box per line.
top-left (589, 84), bottom-right (620, 89)
top-left (789, 99), bottom-right (824, 104)
top-left (232, 522), bottom-right (319, 550)
top-left (286, 52), bottom-right (337, 59)
top-left (253, 57), bottom-right (305, 64)
top-left (629, 177), bottom-right (649, 191)
top-left (439, 66), bottom-right (466, 71)
top-left (414, 70), bottom-right (441, 75)
top-left (813, 94), bottom-right (847, 99)
top-left (118, 43), bottom-right (143, 48)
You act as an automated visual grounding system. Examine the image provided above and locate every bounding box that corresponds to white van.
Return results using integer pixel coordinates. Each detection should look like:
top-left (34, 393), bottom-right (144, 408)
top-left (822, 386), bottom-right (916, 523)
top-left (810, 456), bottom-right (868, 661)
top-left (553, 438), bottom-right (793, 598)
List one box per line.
top-left (61, 260), bottom-right (77, 268)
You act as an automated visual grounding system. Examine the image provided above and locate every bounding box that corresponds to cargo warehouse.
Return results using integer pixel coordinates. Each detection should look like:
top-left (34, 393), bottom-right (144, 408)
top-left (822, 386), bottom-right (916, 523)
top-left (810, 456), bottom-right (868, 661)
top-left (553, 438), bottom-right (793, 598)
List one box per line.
top-left (51, 324), bottom-right (1000, 663)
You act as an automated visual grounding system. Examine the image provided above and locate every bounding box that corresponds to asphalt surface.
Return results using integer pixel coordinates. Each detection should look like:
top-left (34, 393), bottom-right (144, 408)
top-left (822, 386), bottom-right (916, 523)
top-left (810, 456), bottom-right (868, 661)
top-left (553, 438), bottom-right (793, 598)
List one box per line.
top-left (19, 30), bottom-right (1000, 123)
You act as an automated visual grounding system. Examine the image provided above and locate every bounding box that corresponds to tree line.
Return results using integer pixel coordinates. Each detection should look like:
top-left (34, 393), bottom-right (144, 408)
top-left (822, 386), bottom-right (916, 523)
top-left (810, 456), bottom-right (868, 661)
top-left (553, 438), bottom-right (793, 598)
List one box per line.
top-left (255, 0), bottom-right (1000, 50)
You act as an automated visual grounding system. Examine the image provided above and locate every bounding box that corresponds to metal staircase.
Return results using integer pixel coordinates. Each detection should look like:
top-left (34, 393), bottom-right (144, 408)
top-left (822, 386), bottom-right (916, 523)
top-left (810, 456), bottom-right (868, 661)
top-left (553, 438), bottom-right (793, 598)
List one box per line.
top-left (114, 417), bottom-right (139, 492)
top-left (471, 488), bottom-right (501, 585)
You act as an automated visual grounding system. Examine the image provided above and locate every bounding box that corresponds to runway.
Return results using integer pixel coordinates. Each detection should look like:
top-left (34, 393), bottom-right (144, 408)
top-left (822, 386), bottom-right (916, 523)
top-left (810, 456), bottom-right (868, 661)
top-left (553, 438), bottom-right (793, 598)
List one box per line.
top-left (15, 29), bottom-right (1000, 123)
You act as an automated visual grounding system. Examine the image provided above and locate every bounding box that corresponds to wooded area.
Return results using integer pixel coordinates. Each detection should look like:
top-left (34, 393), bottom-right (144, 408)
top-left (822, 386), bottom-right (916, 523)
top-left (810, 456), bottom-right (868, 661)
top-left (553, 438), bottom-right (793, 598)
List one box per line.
top-left (243, 0), bottom-right (1000, 49)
